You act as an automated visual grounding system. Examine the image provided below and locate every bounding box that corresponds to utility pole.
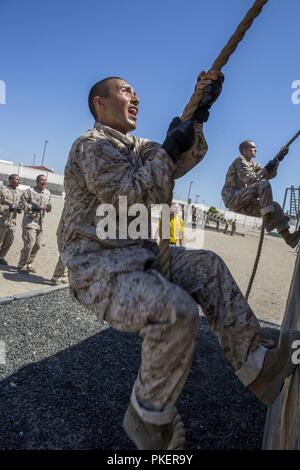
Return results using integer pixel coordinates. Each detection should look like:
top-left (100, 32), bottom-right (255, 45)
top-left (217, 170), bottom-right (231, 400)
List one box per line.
top-left (41, 140), bottom-right (48, 166)
top-left (187, 181), bottom-right (194, 204)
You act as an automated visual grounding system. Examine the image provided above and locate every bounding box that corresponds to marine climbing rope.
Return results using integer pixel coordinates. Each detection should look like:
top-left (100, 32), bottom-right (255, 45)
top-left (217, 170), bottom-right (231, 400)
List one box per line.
top-left (245, 129), bottom-right (300, 300)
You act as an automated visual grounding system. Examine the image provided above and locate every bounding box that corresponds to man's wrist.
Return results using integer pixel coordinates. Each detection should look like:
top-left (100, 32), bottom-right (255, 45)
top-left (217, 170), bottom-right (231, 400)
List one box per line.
top-left (161, 139), bottom-right (182, 163)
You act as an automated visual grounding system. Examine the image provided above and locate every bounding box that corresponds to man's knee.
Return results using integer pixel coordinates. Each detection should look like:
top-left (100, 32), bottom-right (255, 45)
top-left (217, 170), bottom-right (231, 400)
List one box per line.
top-left (198, 249), bottom-right (226, 270)
top-left (272, 201), bottom-right (286, 222)
top-left (273, 201), bottom-right (283, 212)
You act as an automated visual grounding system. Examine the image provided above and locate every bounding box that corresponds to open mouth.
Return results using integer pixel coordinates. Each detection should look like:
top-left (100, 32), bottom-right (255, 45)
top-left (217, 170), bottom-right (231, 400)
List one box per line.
top-left (128, 106), bottom-right (138, 120)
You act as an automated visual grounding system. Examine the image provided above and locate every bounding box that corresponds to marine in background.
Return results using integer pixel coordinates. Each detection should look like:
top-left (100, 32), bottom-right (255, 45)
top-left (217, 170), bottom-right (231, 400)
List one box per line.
top-left (17, 174), bottom-right (52, 273)
top-left (222, 140), bottom-right (300, 248)
top-left (0, 174), bottom-right (22, 265)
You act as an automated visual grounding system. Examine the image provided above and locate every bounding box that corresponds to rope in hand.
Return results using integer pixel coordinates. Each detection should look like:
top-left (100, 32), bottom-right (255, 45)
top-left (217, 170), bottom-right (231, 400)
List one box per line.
top-left (181, 0), bottom-right (269, 121)
top-left (159, 0), bottom-right (270, 278)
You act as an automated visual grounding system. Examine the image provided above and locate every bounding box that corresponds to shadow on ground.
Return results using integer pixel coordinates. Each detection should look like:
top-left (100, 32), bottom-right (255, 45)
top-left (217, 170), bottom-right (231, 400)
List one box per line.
top-left (0, 314), bottom-right (279, 450)
top-left (2, 272), bottom-right (52, 285)
top-left (0, 264), bottom-right (17, 273)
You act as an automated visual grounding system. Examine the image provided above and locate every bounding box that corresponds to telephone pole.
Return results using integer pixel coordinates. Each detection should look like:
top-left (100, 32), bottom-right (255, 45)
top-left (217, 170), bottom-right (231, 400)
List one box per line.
top-left (187, 181), bottom-right (194, 204)
top-left (41, 140), bottom-right (48, 166)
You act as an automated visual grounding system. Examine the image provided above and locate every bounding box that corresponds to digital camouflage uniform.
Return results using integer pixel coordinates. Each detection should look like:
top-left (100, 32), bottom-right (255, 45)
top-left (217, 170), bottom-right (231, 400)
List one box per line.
top-left (0, 185), bottom-right (22, 259)
top-left (18, 186), bottom-right (51, 267)
top-left (61, 122), bottom-right (262, 425)
top-left (52, 213), bottom-right (68, 280)
top-left (221, 156), bottom-right (289, 232)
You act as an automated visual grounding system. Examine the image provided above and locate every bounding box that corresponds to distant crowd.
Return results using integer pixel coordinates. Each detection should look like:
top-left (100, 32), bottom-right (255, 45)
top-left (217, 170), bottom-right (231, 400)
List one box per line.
top-left (0, 173), bottom-right (67, 285)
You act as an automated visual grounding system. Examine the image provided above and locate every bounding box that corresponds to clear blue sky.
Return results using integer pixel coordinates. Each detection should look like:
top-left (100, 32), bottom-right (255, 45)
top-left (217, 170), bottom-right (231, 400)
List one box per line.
top-left (0, 0), bottom-right (299, 207)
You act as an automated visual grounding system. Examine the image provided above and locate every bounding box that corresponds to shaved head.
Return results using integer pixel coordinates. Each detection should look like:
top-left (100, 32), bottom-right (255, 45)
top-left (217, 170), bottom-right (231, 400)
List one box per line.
top-left (239, 140), bottom-right (255, 155)
top-left (88, 77), bottom-right (124, 119)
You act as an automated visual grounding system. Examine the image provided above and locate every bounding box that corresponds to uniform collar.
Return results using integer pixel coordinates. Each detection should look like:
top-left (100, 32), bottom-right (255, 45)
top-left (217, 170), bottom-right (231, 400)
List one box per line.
top-left (94, 121), bottom-right (134, 147)
top-left (34, 186), bottom-right (46, 193)
top-left (240, 155), bottom-right (253, 164)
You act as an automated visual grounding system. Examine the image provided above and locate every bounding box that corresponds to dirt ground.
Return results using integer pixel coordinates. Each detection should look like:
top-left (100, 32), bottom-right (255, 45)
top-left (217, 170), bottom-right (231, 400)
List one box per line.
top-left (0, 196), bottom-right (296, 324)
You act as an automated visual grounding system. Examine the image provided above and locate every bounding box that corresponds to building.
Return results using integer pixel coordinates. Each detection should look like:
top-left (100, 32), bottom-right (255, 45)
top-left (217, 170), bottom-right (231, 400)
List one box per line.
top-left (0, 160), bottom-right (64, 195)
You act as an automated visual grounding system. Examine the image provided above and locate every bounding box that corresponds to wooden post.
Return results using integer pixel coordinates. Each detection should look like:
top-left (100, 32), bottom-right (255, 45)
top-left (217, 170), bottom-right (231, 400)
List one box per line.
top-left (262, 248), bottom-right (300, 449)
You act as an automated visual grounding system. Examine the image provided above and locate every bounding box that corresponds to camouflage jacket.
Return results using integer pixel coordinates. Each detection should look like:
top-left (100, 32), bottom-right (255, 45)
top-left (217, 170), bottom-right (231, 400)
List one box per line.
top-left (61, 121), bottom-right (208, 284)
top-left (0, 185), bottom-right (22, 228)
top-left (222, 155), bottom-right (268, 202)
top-left (20, 186), bottom-right (51, 230)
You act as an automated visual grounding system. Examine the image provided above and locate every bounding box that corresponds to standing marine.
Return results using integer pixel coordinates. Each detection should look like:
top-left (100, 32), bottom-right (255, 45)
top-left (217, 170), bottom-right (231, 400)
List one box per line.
top-left (0, 174), bottom-right (22, 265)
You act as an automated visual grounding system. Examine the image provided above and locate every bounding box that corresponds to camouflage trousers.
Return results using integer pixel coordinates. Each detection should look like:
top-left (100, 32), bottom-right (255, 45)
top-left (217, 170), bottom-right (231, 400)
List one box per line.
top-left (222, 180), bottom-right (289, 232)
top-left (18, 227), bottom-right (43, 267)
top-left (72, 245), bottom-right (261, 425)
top-left (0, 225), bottom-right (15, 258)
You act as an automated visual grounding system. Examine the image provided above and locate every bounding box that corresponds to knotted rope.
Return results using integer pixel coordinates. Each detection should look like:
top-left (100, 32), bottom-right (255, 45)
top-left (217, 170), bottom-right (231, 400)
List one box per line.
top-left (159, 0), bottom-right (270, 278)
top-left (181, 0), bottom-right (269, 121)
top-left (285, 130), bottom-right (300, 148)
top-left (245, 224), bottom-right (265, 301)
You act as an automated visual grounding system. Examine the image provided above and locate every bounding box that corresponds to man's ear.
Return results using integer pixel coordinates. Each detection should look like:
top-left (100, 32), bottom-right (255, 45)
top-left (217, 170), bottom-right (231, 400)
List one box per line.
top-left (93, 95), bottom-right (105, 111)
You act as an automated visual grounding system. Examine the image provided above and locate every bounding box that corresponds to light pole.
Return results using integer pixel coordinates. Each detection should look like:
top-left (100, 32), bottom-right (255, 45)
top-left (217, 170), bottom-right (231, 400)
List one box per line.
top-left (33, 153), bottom-right (36, 166)
top-left (195, 194), bottom-right (200, 204)
top-left (41, 140), bottom-right (48, 166)
top-left (187, 181), bottom-right (194, 204)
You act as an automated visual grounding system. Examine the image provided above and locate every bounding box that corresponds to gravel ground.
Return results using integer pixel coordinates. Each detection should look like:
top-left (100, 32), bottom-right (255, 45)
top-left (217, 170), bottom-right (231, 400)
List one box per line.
top-left (0, 289), bottom-right (280, 450)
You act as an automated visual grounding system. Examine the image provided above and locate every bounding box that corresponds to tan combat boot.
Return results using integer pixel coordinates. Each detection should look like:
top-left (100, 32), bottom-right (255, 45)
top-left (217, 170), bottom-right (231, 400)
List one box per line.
top-left (280, 229), bottom-right (300, 249)
top-left (61, 274), bottom-right (68, 284)
top-left (27, 264), bottom-right (37, 273)
top-left (17, 265), bottom-right (27, 273)
top-left (248, 330), bottom-right (300, 406)
top-left (51, 276), bottom-right (62, 286)
top-left (123, 403), bottom-right (185, 450)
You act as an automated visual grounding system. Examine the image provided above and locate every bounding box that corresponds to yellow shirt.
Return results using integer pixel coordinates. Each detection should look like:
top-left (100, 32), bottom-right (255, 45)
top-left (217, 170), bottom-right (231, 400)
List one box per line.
top-left (170, 215), bottom-right (184, 244)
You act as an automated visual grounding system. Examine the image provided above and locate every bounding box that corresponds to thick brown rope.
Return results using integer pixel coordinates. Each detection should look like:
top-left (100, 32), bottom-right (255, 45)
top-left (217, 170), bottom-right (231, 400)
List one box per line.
top-left (280, 129), bottom-right (300, 153)
top-left (286, 129), bottom-right (300, 147)
top-left (181, 0), bottom-right (269, 121)
top-left (160, 0), bottom-right (270, 279)
top-left (245, 224), bottom-right (265, 301)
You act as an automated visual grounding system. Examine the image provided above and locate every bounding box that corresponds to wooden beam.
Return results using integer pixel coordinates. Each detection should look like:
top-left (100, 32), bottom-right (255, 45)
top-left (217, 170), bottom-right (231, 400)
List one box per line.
top-left (262, 248), bottom-right (300, 449)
